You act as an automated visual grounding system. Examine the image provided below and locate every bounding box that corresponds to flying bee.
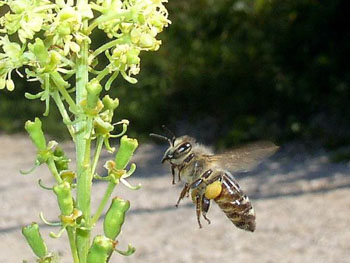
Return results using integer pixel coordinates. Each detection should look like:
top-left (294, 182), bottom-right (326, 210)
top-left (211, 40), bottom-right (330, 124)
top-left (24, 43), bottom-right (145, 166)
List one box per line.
top-left (150, 128), bottom-right (278, 232)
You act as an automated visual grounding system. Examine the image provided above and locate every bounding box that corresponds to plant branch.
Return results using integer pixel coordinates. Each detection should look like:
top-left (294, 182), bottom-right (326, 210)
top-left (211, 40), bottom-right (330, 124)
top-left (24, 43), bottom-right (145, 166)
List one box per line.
top-left (66, 227), bottom-right (79, 263)
top-left (95, 67), bottom-right (110, 82)
top-left (47, 158), bottom-right (62, 184)
top-left (86, 10), bottom-right (130, 35)
top-left (89, 38), bottom-right (128, 61)
top-left (51, 90), bottom-right (75, 140)
top-left (90, 181), bottom-right (116, 227)
top-left (57, 85), bottom-right (79, 114)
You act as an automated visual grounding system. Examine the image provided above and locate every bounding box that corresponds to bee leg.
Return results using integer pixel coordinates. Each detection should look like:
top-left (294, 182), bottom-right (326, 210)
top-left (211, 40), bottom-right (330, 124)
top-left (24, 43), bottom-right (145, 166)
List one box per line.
top-left (171, 165), bottom-right (176, 184)
top-left (205, 174), bottom-right (223, 185)
top-left (177, 165), bottom-right (184, 183)
top-left (195, 194), bottom-right (202, 228)
top-left (189, 178), bottom-right (203, 189)
top-left (201, 196), bottom-right (211, 225)
top-left (176, 183), bottom-right (189, 207)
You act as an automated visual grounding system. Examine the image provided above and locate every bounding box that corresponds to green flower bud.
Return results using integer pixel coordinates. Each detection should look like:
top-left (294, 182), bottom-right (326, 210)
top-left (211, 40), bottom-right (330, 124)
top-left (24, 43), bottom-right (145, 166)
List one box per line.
top-left (1, 39), bottom-right (22, 60)
top-left (22, 223), bottom-right (48, 258)
top-left (139, 34), bottom-right (154, 48)
top-left (6, 79), bottom-right (15, 91)
top-left (44, 51), bottom-right (60, 72)
top-left (94, 117), bottom-right (114, 136)
top-left (53, 146), bottom-right (70, 172)
top-left (59, 170), bottom-right (76, 184)
top-left (150, 17), bottom-right (164, 29)
top-left (53, 181), bottom-right (74, 216)
top-left (137, 13), bottom-right (146, 24)
top-left (86, 78), bottom-right (103, 109)
top-left (31, 38), bottom-right (49, 67)
top-left (50, 71), bottom-right (69, 88)
top-left (58, 7), bottom-right (78, 22)
top-left (69, 41), bottom-right (80, 53)
top-left (126, 48), bottom-right (140, 65)
top-left (57, 22), bottom-right (72, 36)
top-left (102, 95), bottom-right (119, 111)
top-left (104, 197), bottom-right (130, 239)
top-left (112, 46), bottom-right (124, 58)
top-left (130, 28), bottom-right (141, 44)
top-left (114, 136), bottom-right (138, 170)
top-left (120, 22), bottom-right (132, 34)
top-left (25, 118), bottom-right (47, 151)
top-left (87, 235), bottom-right (115, 263)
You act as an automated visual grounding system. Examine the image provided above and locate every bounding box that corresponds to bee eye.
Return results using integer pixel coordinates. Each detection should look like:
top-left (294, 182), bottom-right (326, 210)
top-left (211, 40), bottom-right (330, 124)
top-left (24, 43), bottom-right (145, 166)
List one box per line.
top-left (178, 143), bottom-right (191, 153)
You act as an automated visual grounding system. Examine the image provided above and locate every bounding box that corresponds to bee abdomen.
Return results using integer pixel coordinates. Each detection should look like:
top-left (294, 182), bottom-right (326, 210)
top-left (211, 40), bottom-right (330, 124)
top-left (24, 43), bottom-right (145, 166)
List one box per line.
top-left (214, 175), bottom-right (256, 232)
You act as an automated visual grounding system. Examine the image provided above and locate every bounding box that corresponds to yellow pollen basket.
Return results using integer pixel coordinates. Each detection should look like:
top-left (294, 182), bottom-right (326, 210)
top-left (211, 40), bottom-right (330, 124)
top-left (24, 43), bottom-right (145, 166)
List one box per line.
top-left (204, 181), bottom-right (222, 199)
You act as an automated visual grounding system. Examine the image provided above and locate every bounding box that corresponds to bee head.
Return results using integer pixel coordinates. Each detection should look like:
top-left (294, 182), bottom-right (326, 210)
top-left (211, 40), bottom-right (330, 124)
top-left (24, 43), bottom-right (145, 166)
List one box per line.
top-left (150, 127), bottom-right (195, 165)
top-left (161, 136), bottom-right (194, 164)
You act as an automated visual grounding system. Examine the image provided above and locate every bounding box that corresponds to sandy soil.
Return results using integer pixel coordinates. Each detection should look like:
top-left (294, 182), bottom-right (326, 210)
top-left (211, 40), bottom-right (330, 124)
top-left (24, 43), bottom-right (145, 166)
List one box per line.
top-left (0, 134), bottom-right (349, 263)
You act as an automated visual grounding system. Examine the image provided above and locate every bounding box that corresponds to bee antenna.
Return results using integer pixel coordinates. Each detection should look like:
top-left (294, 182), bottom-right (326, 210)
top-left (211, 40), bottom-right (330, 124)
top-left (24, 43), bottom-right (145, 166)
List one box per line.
top-left (161, 125), bottom-right (176, 144)
top-left (149, 133), bottom-right (173, 146)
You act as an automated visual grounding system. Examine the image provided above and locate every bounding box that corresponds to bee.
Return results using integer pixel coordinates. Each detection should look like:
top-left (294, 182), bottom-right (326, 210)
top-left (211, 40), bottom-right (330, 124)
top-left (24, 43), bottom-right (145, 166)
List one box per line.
top-left (150, 128), bottom-right (278, 232)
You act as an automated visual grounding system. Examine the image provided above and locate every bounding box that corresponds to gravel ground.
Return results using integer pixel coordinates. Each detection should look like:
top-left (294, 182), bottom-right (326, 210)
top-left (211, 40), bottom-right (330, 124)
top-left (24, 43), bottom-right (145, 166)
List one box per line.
top-left (0, 134), bottom-right (349, 263)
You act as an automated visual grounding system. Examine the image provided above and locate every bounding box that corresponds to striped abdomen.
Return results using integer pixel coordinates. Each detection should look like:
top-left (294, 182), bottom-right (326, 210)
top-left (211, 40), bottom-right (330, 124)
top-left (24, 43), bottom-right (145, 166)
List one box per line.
top-left (214, 173), bottom-right (256, 232)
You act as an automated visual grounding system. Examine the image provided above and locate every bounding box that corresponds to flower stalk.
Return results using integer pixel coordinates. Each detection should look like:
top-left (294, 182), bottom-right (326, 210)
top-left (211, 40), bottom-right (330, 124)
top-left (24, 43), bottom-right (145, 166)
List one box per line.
top-left (75, 19), bottom-right (92, 263)
top-left (0, 0), bottom-right (170, 262)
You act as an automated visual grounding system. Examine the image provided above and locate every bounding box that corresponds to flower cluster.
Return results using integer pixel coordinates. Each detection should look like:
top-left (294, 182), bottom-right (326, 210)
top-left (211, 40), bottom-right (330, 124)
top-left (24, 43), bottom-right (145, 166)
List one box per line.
top-left (0, 0), bottom-right (170, 92)
top-left (0, 0), bottom-right (54, 42)
top-left (0, 36), bottom-right (26, 90)
top-left (94, 0), bottom-right (169, 46)
top-left (90, 0), bottom-right (170, 83)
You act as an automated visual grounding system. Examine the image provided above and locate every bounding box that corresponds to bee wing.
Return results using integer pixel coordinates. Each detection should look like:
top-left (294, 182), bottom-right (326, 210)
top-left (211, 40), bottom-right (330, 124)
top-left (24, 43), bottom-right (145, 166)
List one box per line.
top-left (207, 141), bottom-right (279, 173)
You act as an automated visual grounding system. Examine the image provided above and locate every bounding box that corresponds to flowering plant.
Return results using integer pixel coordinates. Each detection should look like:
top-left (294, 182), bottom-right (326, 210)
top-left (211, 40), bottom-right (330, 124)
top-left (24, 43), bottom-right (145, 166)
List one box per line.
top-left (0, 0), bottom-right (170, 262)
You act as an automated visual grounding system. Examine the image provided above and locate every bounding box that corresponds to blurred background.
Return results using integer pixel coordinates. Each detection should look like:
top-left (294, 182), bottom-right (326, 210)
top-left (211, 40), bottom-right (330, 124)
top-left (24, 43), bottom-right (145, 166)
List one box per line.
top-left (1, 1), bottom-right (350, 263)
top-left (1, 0), bottom-right (350, 150)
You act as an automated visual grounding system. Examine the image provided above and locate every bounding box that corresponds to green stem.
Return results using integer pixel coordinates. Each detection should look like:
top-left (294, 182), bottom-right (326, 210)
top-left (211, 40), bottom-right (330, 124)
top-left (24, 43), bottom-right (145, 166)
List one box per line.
top-left (95, 67), bottom-right (110, 82)
top-left (66, 227), bottom-right (79, 263)
top-left (86, 10), bottom-right (130, 34)
top-left (47, 158), bottom-right (62, 184)
top-left (52, 90), bottom-right (75, 140)
top-left (90, 37), bottom-right (129, 60)
top-left (75, 4), bottom-right (91, 262)
top-left (90, 181), bottom-right (116, 227)
top-left (57, 85), bottom-right (79, 113)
